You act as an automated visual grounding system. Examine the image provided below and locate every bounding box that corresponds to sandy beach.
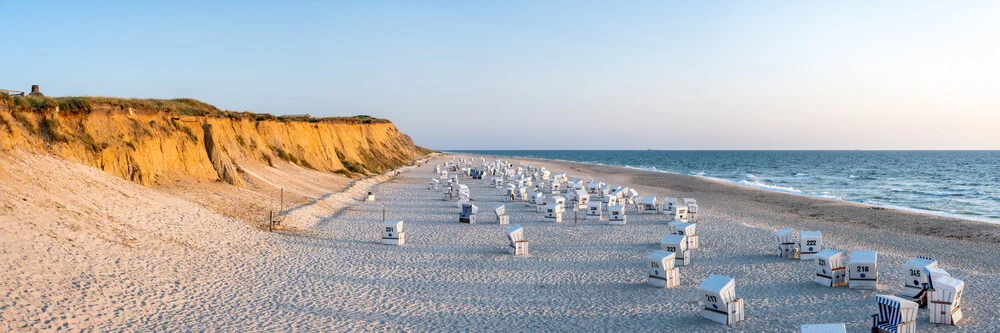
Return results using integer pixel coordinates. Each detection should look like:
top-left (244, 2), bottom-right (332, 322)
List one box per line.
top-left (2, 151), bottom-right (998, 331)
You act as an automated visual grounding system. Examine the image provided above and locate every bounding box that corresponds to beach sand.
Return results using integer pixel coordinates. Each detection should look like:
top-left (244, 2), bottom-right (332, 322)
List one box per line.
top-left (1, 151), bottom-right (997, 331)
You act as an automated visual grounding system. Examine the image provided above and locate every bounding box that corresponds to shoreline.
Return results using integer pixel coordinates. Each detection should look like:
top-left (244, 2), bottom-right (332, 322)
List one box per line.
top-left (458, 153), bottom-right (1000, 244)
top-left (452, 152), bottom-right (1000, 224)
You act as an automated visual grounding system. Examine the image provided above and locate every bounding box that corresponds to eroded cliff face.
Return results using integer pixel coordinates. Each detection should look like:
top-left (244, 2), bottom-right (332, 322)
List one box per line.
top-left (0, 105), bottom-right (425, 186)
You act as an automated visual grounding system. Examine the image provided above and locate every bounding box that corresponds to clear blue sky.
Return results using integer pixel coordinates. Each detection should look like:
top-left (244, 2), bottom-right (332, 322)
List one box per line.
top-left (2, 1), bottom-right (997, 150)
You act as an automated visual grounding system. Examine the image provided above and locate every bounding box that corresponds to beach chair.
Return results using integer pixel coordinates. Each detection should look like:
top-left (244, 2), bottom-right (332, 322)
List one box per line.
top-left (505, 184), bottom-right (517, 201)
top-left (586, 201), bottom-right (603, 220)
top-left (460, 204), bottom-right (478, 224)
top-left (492, 177), bottom-right (503, 189)
top-left (698, 275), bottom-right (745, 325)
top-left (587, 181), bottom-right (603, 195)
top-left (573, 189), bottom-right (590, 209)
top-left (364, 192), bottom-right (376, 202)
top-left (546, 195), bottom-right (566, 210)
top-left (429, 178), bottom-right (439, 190)
top-left (799, 231), bottom-right (822, 260)
top-left (458, 184), bottom-right (470, 199)
top-left (927, 275), bottom-right (964, 325)
top-left (507, 225), bottom-right (528, 255)
top-left (640, 196), bottom-right (659, 214)
top-left (870, 295), bottom-right (917, 333)
top-left (647, 250), bottom-right (680, 288)
top-left (550, 181), bottom-right (561, 194)
top-left (815, 249), bottom-right (847, 287)
top-left (601, 195), bottom-right (618, 211)
top-left (494, 204), bottom-right (509, 225)
top-left (516, 187), bottom-right (527, 201)
top-left (535, 194), bottom-right (547, 213)
top-left (848, 250), bottom-right (878, 290)
top-left (544, 202), bottom-right (565, 222)
top-left (799, 323), bottom-right (846, 333)
top-left (381, 220), bottom-right (405, 245)
top-left (687, 203), bottom-right (699, 222)
top-left (902, 256), bottom-right (937, 305)
top-left (608, 205), bottom-right (627, 225)
top-left (669, 222), bottom-right (699, 249)
top-left (776, 228), bottom-right (799, 259)
top-left (660, 234), bottom-right (690, 266)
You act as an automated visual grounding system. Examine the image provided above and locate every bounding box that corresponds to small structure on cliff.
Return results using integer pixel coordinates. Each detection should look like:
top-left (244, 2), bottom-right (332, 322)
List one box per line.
top-left (28, 85), bottom-right (44, 97)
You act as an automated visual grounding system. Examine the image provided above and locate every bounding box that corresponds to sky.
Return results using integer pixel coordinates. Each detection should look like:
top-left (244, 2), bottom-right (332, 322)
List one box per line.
top-left (1, 1), bottom-right (998, 150)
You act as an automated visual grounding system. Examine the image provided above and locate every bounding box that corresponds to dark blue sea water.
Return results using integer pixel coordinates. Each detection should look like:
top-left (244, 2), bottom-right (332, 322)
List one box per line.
top-left (451, 150), bottom-right (1000, 223)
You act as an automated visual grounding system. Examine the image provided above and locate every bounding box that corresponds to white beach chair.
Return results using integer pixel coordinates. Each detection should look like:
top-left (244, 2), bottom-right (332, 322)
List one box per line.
top-left (535, 194), bottom-right (547, 213)
top-left (429, 178), bottom-right (439, 190)
top-left (660, 234), bottom-right (689, 266)
top-left (381, 220), bottom-right (405, 245)
top-left (815, 249), bottom-right (847, 287)
top-left (608, 205), bottom-right (627, 225)
top-left (494, 204), bottom-right (509, 225)
top-left (698, 275), bottom-right (745, 325)
top-left (848, 250), bottom-right (878, 290)
top-left (573, 189), bottom-right (590, 209)
top-left (870, 295), bottom-right (917, 333)
top-left (775, 228), bottom-right (799, 259)
top-left (506, 225), bottom-right (528, 256)
top-left (927, 275), bottom-right (964, 325)
top-left (800, 323), bottom-right (846, 333)
top-left (517, 187), bottom-right (528, 201)
top-left (587, 181), bottom-right (603, 195)
top-left (799, 231), bottom-right (823, 260)
top-left (364, 192), bottom-right (376, 202)
top-left (601, 195), bottom-right (618, 210)
top-left (640, 196), bottom-right (658, 214)
top-left (647, 250), bottom-right (680, 288)
top-left (544, 202), bottom-right (565, 223)
top-left (460, 204), bottom-right (478, 224)
top-left (901, 256), bottom-right (937, 304)
top-left (669, 222), bottom-right (699, 249)
top-left (687, 203), bottom-right (699, 222)
top-left (586, 200), bottom-right (603, 220)
top-left (505, 184), bottom-right (517, 201)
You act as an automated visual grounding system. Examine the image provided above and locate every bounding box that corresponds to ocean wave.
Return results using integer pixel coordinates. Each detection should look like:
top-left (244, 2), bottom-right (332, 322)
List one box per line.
top-left (889, 189), bottom-right (964, 197)
top-left (740, 174), bottom-right (802, 193)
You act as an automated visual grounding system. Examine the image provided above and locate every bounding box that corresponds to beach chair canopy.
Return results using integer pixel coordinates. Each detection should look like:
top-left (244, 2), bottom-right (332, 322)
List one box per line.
top-left (494, 204), bottom-right (506, 217)
top-left (383, 220), bottom-right (404, 233)
top-left (873, 295), bottom-right (917, 330)
top-left (609, 205), bottom-right (625, 214)
top-left (507, 225), bottom-right (524, 242)
top-left (673, 222), bottom-right (696, 236)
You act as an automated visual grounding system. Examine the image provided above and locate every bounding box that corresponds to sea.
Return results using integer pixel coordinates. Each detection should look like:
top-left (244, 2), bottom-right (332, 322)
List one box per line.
top-left (450, 150), bottom-right (1000, 223)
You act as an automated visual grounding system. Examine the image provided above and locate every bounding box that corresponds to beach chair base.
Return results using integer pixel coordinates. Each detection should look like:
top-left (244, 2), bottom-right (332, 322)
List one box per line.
top-left (687, 234), bottom-right (699, 249)
top-left (675, 251), bottom-right (690, 266)
top-left (586, 214), bottom-right (602, 220)
top-left (381, 233), bottom-right (405, 245)
top-left (648, 267), bottom-right (680, 288)
top-left (609, 218), bottom-right (626, 225)
top-left (498, 214), bottom-right (509, 225)
top-left (508, 241), bottom-right (528, 256)
top-left (849, 279), bottom-right (878, 290)
top-left (701, 298), bottom-right (744, 325)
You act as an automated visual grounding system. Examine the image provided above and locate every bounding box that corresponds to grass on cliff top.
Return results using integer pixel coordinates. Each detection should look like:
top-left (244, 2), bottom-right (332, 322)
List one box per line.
top-left (0, 92), bottom-right (391, 124)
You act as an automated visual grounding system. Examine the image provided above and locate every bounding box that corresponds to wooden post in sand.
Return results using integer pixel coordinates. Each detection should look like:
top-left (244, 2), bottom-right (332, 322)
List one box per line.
top-left (268, 211), bottom-right (273, 232)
